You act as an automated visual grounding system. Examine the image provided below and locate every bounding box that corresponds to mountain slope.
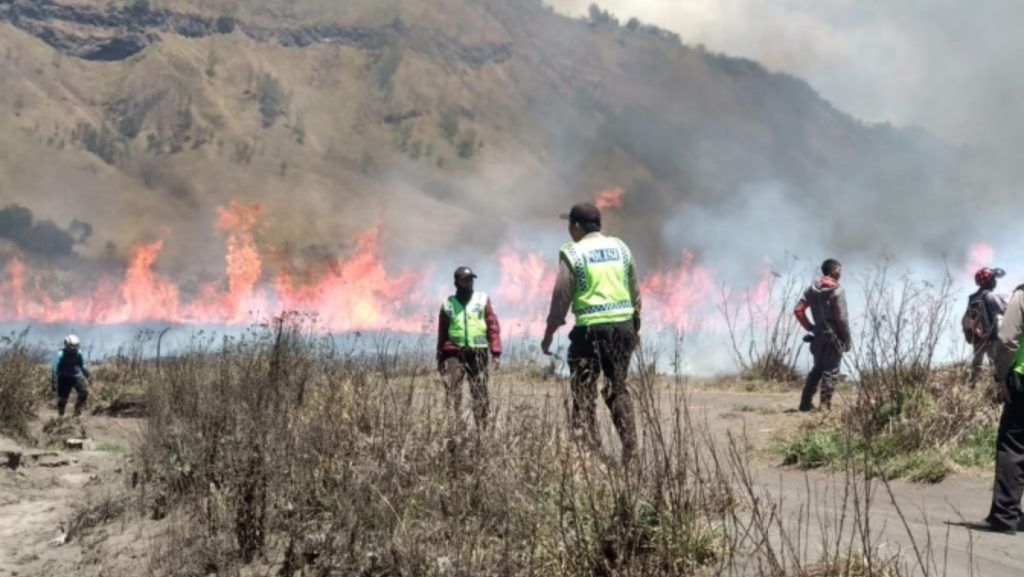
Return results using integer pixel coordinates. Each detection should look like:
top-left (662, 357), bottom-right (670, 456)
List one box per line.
top-left (0, 0), bottom-right (979, 289)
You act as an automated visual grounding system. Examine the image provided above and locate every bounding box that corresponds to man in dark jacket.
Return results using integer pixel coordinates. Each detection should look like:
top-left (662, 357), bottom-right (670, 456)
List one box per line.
top-left (437, 266), bottom-right (502, 429)
top-left (52, 334), bottom-right (91, 418)
top-left (968, 267), bottom-right (1008, 384)
top-left (794, 259), bottom-right (851, 412)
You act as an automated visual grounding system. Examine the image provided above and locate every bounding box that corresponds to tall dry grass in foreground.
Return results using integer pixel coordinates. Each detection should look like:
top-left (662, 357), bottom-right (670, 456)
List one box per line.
top-left (124, 316), bottom-right (951, 577)
top-left (0, 329), bottom-right (46, 438)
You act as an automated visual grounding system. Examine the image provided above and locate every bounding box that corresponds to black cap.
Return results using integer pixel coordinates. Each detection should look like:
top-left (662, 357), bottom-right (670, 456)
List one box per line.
top-left (559, 202), bottom-right (601, 225)
top-left (454, 266), bottom-right (478, 280)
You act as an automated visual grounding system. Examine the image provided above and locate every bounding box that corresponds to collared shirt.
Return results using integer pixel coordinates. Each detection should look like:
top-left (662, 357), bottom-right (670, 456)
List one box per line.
top-left (545, 232), bottom-right (642, 329)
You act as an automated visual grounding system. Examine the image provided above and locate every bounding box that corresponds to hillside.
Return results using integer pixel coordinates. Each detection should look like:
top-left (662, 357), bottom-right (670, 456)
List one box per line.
top-left (0, 0), bottom-right (981, 297)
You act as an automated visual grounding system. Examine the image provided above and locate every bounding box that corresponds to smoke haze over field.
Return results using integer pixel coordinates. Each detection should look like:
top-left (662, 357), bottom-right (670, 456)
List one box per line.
top-left (0, 0), bottom-right (1017, 374)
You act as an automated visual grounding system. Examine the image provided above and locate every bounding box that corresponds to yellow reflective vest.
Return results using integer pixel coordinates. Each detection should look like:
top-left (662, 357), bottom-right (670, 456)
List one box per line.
top-left (560, 236), bottom-right (635, 326)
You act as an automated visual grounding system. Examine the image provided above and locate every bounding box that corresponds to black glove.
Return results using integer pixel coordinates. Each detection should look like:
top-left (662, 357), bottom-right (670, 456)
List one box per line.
top-left (802, 334), bottom-right (814, 344)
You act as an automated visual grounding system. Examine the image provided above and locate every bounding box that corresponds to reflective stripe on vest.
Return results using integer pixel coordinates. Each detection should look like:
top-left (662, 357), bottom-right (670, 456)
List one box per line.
top-left (1014, 332), bottom-right (1024, 376)
top-left (444, 292), bottom-right (489, 349)
top-left (560, 236), bottom-right (635, 327)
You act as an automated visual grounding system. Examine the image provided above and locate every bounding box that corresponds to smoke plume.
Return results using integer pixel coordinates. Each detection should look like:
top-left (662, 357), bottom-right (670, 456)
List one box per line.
top-left (0, 204), bottom-right (89, 257)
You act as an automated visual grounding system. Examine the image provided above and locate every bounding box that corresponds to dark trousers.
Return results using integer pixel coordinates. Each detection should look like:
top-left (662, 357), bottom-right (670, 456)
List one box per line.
top-left (988, 375), bottom-right (1024, 530)
top-left (800, 335), bottom-right (843, 411)
top-left (567, 321), bottom-right (638, 464)
top-left (56, 375), bottom-right (89, 417)
top-left (442, 349), bottom-right (490, 428)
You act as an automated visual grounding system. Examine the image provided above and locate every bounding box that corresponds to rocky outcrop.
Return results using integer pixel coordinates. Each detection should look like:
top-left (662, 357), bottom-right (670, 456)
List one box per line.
top-left (0, 0), bottom-right (512, 66)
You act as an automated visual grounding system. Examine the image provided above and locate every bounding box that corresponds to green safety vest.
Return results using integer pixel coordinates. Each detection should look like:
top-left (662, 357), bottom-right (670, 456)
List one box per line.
top-left (560, 235), bottom-right (635, 327)
top-left (444, 292), bottom-right (490, 349)
top-left (1014, 333), bottom-right (1024, 377)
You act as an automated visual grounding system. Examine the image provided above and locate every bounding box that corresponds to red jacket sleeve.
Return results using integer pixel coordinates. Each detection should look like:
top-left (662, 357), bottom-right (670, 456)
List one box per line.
top-left (794, 299), bottom-right (813, 332)
top-left (485, 299), bottom-right (502, 357)
top-left (437, 307), bottom-right (449, 360)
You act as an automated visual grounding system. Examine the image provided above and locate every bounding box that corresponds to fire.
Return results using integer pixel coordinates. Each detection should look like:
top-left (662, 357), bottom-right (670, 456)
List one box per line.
top-left (494, 244), bottom-right (557, 334)
top-left (186, 201), bottom-right (267, 323)
top-left (117, 241), bottom-right (182, 323)
top-left (0, 200), bottom-right (792, 339)
top-left (274, 225), bottom-right (428, 333)
top-left (640, 252), bottom-right (716, 331)
top-left (966, 243), bottom-right (994, 279)
top-left (594, 188), bottom-right (624, 210)
top-left (0, 257), bottom-right (28, 320)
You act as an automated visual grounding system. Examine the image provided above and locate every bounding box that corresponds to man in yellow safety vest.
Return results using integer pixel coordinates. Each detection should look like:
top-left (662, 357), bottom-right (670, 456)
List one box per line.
top-left (437, 266), bottom-right (502, 429)
top-left (542, 202), bottom-right (642, 465)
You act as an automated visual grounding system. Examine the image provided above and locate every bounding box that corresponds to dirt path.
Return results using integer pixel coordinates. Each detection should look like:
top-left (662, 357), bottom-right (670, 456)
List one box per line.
top-left (683, 387), bottom-right (1023, 577)
top-left (492, 377), bottom-right (1021, 576)
top-left (0, 411), bottom-right (141, 577)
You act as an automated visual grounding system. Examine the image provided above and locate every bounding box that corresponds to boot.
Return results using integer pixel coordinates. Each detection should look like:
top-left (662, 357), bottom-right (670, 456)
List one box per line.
top-left (73, 394), bottom-right (87, 418)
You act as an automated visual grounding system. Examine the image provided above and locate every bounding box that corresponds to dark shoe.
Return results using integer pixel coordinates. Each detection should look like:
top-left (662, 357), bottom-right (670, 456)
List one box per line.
top-left (970, 518), bottom-right (1016, 535)
top-left (798, 404), bottom-right (815, 413)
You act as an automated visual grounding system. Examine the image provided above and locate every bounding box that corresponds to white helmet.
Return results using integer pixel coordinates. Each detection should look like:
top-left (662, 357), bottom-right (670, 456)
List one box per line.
top-left (63, 334), bottom-right (80, 349)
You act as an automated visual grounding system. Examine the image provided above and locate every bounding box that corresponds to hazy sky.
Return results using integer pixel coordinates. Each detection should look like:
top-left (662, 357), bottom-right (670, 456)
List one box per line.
top-left (550, 0), bottom-right (1021, 153)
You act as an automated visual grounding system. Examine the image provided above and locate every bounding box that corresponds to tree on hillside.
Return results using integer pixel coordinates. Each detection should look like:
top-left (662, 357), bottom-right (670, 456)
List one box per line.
top-left (257, 74), bottom-right (289, 128)
top-left (588, 4), bottom-right (619, 27)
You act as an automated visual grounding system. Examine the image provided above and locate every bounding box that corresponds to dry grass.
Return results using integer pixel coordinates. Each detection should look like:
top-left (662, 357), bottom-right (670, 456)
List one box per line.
top-left (0, 329), bottom-right (45, 438)
top-left (95, 317), bottom-right (947, 576)
top-left (130, 316), bottom-right (738, 576)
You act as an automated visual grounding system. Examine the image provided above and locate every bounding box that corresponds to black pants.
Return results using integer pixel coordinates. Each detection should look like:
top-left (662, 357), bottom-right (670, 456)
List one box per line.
top-left (800, 335), bottom-right (843, 411)
top-left (56, 375), bottom-right (89, 417)
top-left (567, 321), bottom-right (638, 464)
top-left (988, 374), bottom-right (1024, 530)
top-left (442, 349), bottom-right (490, 428)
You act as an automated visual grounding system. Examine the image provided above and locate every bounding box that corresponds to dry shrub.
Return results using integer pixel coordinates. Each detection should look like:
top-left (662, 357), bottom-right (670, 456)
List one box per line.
top-left (0, 330), bottom-right (45, 438)
top-left (782, 262), bottom-right (1000, 482)
top-left (133, 316), bottom-right (734, 576)
top-left (720, 265), bottom-right (805, 385)
top-left (128, 317), bottom-right (949, 577)
top-left (848, 264), bottom-right (954, 430)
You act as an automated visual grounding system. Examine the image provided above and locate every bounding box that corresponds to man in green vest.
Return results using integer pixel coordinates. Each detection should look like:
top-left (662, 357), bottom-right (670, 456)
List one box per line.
top-left (542, 202), bottom-right (641, 465)
top-left (437, 266), bottom-right (502, 429)
top-left (982, 283), bottom-right (1024, 533)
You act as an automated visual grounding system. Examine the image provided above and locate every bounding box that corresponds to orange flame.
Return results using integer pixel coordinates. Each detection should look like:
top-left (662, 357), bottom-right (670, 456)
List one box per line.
top-left (641, 251), bottom-right (716, 331)
top-left (0, 201), bottom-right (795, 340)
top-left (494, 244), bottom-right (557, 334)
top-left (274, 225), bottom-right (428, 332)
top-left (594, 188), bottom-right (625, 210)
top-left (966, 243), bottom-right (993, 279)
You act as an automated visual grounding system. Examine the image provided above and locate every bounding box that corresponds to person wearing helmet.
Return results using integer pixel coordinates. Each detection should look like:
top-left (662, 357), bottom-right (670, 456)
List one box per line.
top-left (965, 267), bottom-right (1008, 384)
top-left (436, 266), bottom-right (502, 429)
top-left (51, 334), bottom-right (91, 418)
top-left (793, 259), bottom-right (851, 412)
